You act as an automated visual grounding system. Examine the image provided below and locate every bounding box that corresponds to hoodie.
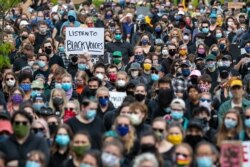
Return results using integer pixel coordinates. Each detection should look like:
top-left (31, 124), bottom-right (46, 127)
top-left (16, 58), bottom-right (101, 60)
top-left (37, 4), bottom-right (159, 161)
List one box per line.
top-left (60, 10), bottom-right (81, 34)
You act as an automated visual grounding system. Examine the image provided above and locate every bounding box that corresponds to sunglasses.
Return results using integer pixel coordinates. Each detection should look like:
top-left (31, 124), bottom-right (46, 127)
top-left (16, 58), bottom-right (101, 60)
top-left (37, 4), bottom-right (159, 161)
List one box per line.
top-left (202, 26), bottom-right (209, 28)
top-left (64, 107), bottom-right (75, 111)
top-left (200, 98), bottom-right (211, 103)
top-left (99, 96), bottom-right (109, 99)
top-left (245, 116), bottom-right (250, 119)
top-left (32, 88), bottom-right (43, 91)
top-left (48, 122), bottom-right (57, 125)
top-left (115, 33), bottom-right (122, 35)
top-left (45, 46), bottom-right (52, 49)
top-left (14, 121), bottom-right (28, 126)
top-left (6, 78), bottom-right (14, 81)
top-left (176, 152), bottom-right (189, 158)
top-left (153, 128), bottom-right (164, 133)
top-left (32, 128), bottom-right (44, 133)
top-left (118, 124), bottom-right (129, 127)
top-left (151, 71), bottom-right (158, 74)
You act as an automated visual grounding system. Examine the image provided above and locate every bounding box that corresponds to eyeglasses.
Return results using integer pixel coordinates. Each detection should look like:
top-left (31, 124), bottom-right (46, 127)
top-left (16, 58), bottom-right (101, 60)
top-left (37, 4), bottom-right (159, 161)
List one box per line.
top-left (175, 152), bottom-right (189, 158)
top-left (32, 88), bottom-right (43, 91)
top-left (202, 26), bottom-right (209, 28)
top-left (48, 122), bottom-right (57, 125)
top-left (245, 116), bottom-right (250, 119)
top-left (6, 78), bottom-right (14, 81)
top-left (64, 107), bottom-right (75, 111)
top-left (32, 128), bottom-right (44, 133)
top-left (115, 33), bottom-right (122, 35)
top-left (200, 98), bottom-right (211, 103)
top-left (153, 128), bottom-right (164, 133)
top-left (151, 71), bottom-right (158, 74)
top-left (99, 96), bottom-right (109, 99)
top-left (14, 121), bottom-right (28, 126)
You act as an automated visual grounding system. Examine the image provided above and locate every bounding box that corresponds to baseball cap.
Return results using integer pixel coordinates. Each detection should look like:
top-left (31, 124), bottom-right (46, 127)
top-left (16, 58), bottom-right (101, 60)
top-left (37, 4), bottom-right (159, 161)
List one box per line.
top-left (183, 29), bottom-right (191, 35)
top-left (187, 119), bottom-right (204, 131)
top-left (0, 111), bottom-right (10, 120)
top-left (0, 120), bottom-right (13, 134)
top-left (222, 54), bottom-right (232, 61)
top-left (190, 70), bottom-right (201, 77)
top-left (31, 80), bottom-right (44, 89)
top-left (170, 98), bottom-right (186, 110)
top-left (113, 51), bottom-right (122, 57)
top-left (181, 60), bottom-right (191, 67)
top-left (129, 62), bottom-right (141, 70)
top-left (205, 54), bottom-right (216, 61)
top-left (230, 79), bottom-right (243, 88)
top-left (151, 65), bottom-right (161, 72)
top-left (19, 20), bottom-right (29, 26)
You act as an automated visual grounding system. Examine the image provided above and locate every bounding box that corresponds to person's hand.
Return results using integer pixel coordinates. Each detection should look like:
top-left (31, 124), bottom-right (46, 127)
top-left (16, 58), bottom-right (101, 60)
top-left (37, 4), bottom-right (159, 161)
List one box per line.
top-left (7, 160), bottom-right (18, 167)
top-left (241, 57), bottom-right (250, 65)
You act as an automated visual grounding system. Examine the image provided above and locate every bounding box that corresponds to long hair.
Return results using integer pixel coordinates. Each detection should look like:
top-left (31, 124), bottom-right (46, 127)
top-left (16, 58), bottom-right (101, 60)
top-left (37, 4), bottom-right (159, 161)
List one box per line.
top-left (3, 72), bottom-right (18, 94)
top-left (48, 88), bottom-right (67, 116)
top-left (216, 108), bottom-right (243, 146)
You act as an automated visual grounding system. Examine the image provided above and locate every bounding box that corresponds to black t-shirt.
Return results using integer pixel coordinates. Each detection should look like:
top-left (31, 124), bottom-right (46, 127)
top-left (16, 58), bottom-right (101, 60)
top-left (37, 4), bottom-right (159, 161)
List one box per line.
top-left (49, 151), bottom-right (69, 167)
top-left (236, 53), bottom-right (250, 78)
top-left (66, 117), bottom-right (105, 149)
top-left (204, 34), bottom-right (217, 48)
top-left (49, 54), bottom-right (65, 68)
top-left (33, 68), bottom-right (50, 81)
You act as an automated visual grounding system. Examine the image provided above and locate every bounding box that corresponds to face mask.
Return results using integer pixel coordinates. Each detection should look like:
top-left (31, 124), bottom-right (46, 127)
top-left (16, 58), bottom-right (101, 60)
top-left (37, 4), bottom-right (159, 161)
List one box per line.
top-left (28, 61), bottom-right (34, 67)
top-left (78, 64), bottom-right (87, 71)
top-left (155, 27), bottom-right (161, 33)
top-left (13, 124), bottom-right (29, 138)
top-left (39, 27), bottom-right (47, 33)
top-left (116, 125), bottom-right (129, 136)
top-left (96, 73), bottom-right (104, 80)
top-left (196, 156), bottom-right (213, 167)
top-left (68, 16), bottom-right (75, 22)
top-left (216, 33), bottom-right (222, 39)
top-left (143, 63), bottom-right (152, 71)
top-left (162, 49), bottom-right (168, 55)
top-left (109, 73), bottom-right (117, 82)
top-left (88, 89), bottom-right (97, 97)
top-left (134, 93), bottom-right (145, 102)
top-left (130, 114), bottom-right (142, 125)
top-left (113, 58), bottom-right (121, 65)
top-left (196, 63), bottom-right (205, 71)
top-left (179, 49), bottom-right (187, 56)
top-left (197, 48), bottom-right (205, 54)
top-left (99, 97), bottom-right (109, 107)
top-left (72, 144), bottom-right (90, 157)
top-left (80, 163), bottom-right (92, 167)
top-left (115, 34), bottom-right (122, 41)
top-left (169, 49), bottom-right (176, 56)
top-left (38, 61), bottom-right (46, 68)
top-left (117, 80), bottom-right (126, 87)
top-left (58, 46), bottom-right (65, 52)
top-left (202, 27), bottom-right (209, 34)
top-left (33, 103), bottom-right (45, 111)
top-left (140, 144), bottom-right (157, 153)
top-left (199, 101), bottom-right (211, 111)
top-left (53, 97), bottom-right (64, 106)
top-left (224, 118), bottom-right (237, 129)
top-left (63, 110), bottom-right (77, 122)
top-left (48, 124), bottom-right (58, 135)
top-left (45, 47), bottom-right (52, 55)
top-left (11, 94), bottom-right (23, 104)
top-left (31, 90), bottom-right (39, 98)
top-left (25, 161), bottom-right (41, 167)
top-left (171, 111), bottom-right (183, 120)
top-left (211, 50), bottom-right (218, 56)
top-left (6, 79), bottom-right (16, 87)
top-left (191, 77), bottom-right (198, 85)
top-left (101, 152), bottom-right (119, 167)
top-left (219, 43), bottom-right (226, 51)
top-left (20, 83), bottom-right (31, 92)
top-left (244, 118), bottom-right (250, 128)
top-left (55, 134), bottom-right (70, 146)
top-left (207, 62), bottom-right (215, 69)
top-left (134, 54), bottom-right (145, 63)
top-left (84, 109), bottom-right (96, 120)
top-left (154, 131), bottom-right (164, 141)
top-left (183, 35), bottom-right (189, 41)
top-left (61, 83), bottom-right (72, 92)
top-left (141, 39), bottom-right (149, 45)
top-left (71, 56), bottom-right (78, 63)
top-left (245, 46), bottom-right (250, 53)
top-left (105, 14), bottom-right (112, 19)
top-left (181, 68), bottom-right (190, 77)
top-left (167, 134), bottom-right (183, 145)
top-left (0, 134), bottom-right (9, 142)
top-left (151, 73), bottom-right (159, 81)
top-left (55, 83), bottom-right (62, 89)
top-left (210, 18), bottom-right (216, 24)
top-left (223, 60), bottom-right (231, 67)
top-left (185, 135), bottom-right (203, 148)
top-left (131, 71), bottom-right (139, 78)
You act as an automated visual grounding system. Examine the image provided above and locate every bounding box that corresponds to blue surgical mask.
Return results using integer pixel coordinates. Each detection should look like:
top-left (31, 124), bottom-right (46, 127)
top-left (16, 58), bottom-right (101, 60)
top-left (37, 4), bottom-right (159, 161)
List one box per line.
top-left (116, 125), bottom-right (129, 136)
top-left (219, 43), bottom-right (226, 51)
top-left (80, 163), bottom-right (92, 167)
top-left (224, 118), bottom-right (237, 129)
top-left (245, 46), bottom-right (250, 53)
top-left (31, 90), bottom-right (39, 98)
top-left (55, 83), bottom-right (62, 89)
top-left (141, 39), bottom-right (148, 45)
top-left (85, 109), bottom-right (96, 120)
top-left (202, 27), bottom-right (209, 34)
top-left (61, 83), bottom-right (72, 92)
top-left (78, 64), bottom-right (87, 71)
top-left (25, 161), bottom-right (41, 167)
top-left (155, 27), bottom-right (161, 33)
top-left (58, 46), bottom-right (65, 52)
top-left (55, 134), bottom-right (70, 146)
top-left (151, 74), bottom-right (159, 81)
top-left (115, 34), bottom-right (122, 41)
top-left (33, 103), bottom-right (45, 111)
top-left (207, 62), bottom-right (215, 69)
top-left (20, 83), bottom-right (31, 92)
top-left (38, 61), bottom-right (46, 68)
top-left (244, 118), bottom-right (250, 128)
top-left (215, 33), bottom-right (222, 39)
top-left (196, 156), bottom-right (213, 167)
top-left (171, 111), bottom-right (183, 120)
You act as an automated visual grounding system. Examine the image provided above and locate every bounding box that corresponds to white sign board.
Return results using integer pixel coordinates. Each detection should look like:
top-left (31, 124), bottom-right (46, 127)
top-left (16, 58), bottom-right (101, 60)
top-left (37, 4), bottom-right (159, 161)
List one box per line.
top-left (109, 92), bottom-right (127, 108)
top-left (66, 27), bottom-right (104, 55)
top-left (242, 142), bottom-right (250, 167)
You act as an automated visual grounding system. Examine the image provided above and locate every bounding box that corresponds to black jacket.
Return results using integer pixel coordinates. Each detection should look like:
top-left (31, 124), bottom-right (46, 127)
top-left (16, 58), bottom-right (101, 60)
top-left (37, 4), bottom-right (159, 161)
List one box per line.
top-left (0, 133), bottom-right (49, 167)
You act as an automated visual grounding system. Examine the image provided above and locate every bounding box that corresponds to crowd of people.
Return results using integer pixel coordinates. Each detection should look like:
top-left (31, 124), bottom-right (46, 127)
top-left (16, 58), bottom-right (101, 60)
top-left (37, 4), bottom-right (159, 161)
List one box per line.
top-left (0, 0), bottom-right (250, 166)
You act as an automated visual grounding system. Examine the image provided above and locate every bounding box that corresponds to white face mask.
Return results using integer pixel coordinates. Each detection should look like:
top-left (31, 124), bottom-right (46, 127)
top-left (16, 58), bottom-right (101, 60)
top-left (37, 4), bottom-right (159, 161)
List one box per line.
top-left (101, 152), bottom-right (119, 167)
top-left (6, 79), bottom-right (16, 87)
top-left (28, 61), bottom-right (34, 67)
top-left (129, 113), bottom-right (142, 125)
top-left (217, 61), bottom-right (223, 67)
top-left (223, 60), bottom-right (231, 67)
top-left (183, 35), bottom-right (189, 41)
top-left (131, 71), bottom-right (139, 78)
top-left (96, 73), bottom-right (104, 80)
top-left (117, 79), bottom-right (126, 87)
top-left (162, 49), bottom-right (168, 55)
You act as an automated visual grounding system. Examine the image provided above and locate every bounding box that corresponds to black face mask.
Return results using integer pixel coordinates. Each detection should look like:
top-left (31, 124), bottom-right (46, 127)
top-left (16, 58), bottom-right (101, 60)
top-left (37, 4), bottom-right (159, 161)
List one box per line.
top-left (140, 144), bottom-right (157, 154)
top-left (185, 135), bottom-right (203, 149)
top-left (190, 77), bottom-right (198, 85)
top-left (196, 63), bottom-right (205, 71)
top-left (68, 16), bottom-right (75, 22)
top-left (134, 93), bottom-right (145, 102)
top-left (88, 88), bottom-right (97, 97)
top-left (52, 97), bottom-right (64, 106)
top-left (126, 90), bottom-right (134, 96)
top-left (21, 35), bottom-right (28, 41)
top-left (45, 47), bottom-right (52, 55)
top-left (48, 124), bottom-right (58, 136)
top-left (158, 88), bottom-right (174, 108)
top-left (169, 49), bottom-right (176, 56)
top-left (71, 56), bottom-right (78, 63)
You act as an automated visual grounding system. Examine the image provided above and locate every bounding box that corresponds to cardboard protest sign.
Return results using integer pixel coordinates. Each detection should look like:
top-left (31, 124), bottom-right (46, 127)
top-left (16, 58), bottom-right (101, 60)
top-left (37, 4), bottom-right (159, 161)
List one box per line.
top-left (109, 92), bottom-right (127, 108)
top-left (66, 27), bottom-right (104, 55)
top-left (228, 2), bottom-right (245, 9)
top-left (220, 141), bottom-right (242, 167)
top-left (242, 142), bottom-right (250, 167)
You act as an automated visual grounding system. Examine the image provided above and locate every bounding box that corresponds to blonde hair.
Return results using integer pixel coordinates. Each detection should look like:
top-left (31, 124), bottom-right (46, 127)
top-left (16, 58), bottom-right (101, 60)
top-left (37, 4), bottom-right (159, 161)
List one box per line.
top-left (49, 88), bottom-right (68, 116)
top-left (32, 118), bottom-right (50, 139)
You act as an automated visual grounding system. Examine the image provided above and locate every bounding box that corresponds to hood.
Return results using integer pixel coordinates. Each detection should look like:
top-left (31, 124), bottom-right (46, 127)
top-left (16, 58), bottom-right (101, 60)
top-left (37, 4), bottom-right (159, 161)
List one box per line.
top-left (68, 10), bottom-right (77, 19)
